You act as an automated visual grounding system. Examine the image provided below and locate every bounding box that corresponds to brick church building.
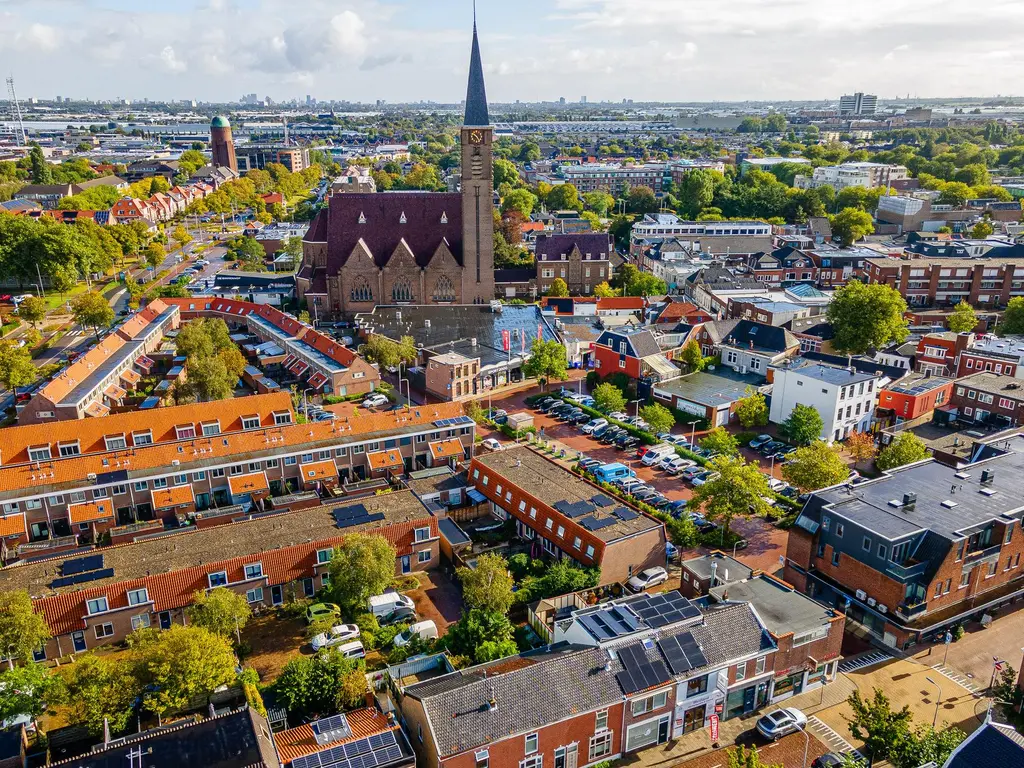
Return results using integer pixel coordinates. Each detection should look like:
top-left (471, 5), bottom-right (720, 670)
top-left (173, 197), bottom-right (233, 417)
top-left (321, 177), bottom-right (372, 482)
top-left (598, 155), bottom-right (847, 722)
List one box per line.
top-left (297, 21), bottom-right (496, 316)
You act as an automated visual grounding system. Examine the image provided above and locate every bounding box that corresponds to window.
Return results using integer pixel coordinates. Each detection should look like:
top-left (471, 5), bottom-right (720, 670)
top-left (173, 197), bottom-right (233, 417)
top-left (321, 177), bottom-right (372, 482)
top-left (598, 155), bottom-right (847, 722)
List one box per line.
top-left (58, 441), bottom-right (81, 457)
top-left (987, 561), bottom-right (997, 577)
top-left (127, 588), bottom-right (149, 606)
top-left (134, 481), bottom-right (148, 492)
top-left (175, 425), bottom-right (196, 439)
top-left (211, 468), bottom-right (225, 478)
top-left (595, 710), bottom-right (609, 730)
top-left (415, 527), bottom-right (430, 543)
top-left (573, 536), bottom-right (582, 550)
top-left (878, 544), bottom-right (887, 559)
top-left (175, 474), bottom-right (188, 485)
top-left (525, 733), bottom-right (539, 755)
top-left (28, 446), bottom-right (51, 462)
top-left (133, 431), bottom-right (153, 446)
top-left (192, 471), bottom-right (206, 482)
top-left (201, 421), bottom-right (221, 436)
top-left (317, 548), bottom-right (333, 564)
top-left (95, 623), bottom-right (114, 639)
top-left (735, 661), bottom-right (747, 681)
top-left (832, 550), bottom-right (841, 567)
top-left (755, 656), bottom-right (766, 675)
top-left (686, 676), bottom-right (708, 697)
top-left (545, 518), bottom-right (554, 530)
top-left (131, 613), bottom-right (151, 631)
top-left (586, 544), bottom-right (595, 558)
top-left (590, 732), bottom-right (613, 761)
top-left (285, 456), bottom-right (297, 466)
top-left (1005, 523), bottom-right (1014, 544)
top-left (476, 751), bottom-right (489, 768)
top-left (631, 689), bottom-right (669, 715)
top-left (521, 758), bottom-right (542, 768)
top-left (556, 525), bottom-right (565, 539)
top-left (835, 523), bottom-right (844, 538)
top-left (244, 563), bottom-right (264, 580)
top-left (959, 571), bottom-right (970, 588)
top-left (86, 597), bottom-right (109, 615)
top-left (821, 515), bottom-right (830, 532)
top-left (241, 416), bottom-right (261, 430)
top-left (93, 487), bottom-right (108, 499)
top-left (862, 536), bottom-right (872, 552)
top-left (208, 571), bottom-right (228, 587)
top-left (418, 550), bottom-right (431, 563)
top-left (48, 494), bottom-right (65, 505)
top-left (152, 477), bottom-right (167, 489)
top-left (246, 587), bottom-right (264, 603)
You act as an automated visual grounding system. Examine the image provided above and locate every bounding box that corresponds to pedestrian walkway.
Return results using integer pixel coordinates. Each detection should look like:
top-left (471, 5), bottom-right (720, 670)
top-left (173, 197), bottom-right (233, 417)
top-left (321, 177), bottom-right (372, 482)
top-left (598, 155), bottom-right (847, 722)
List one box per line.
top-left (930, 663), bottom-right (983, 695)
top-left (838, 650), bottom-right (891, 674)
top-left (808, 716), bottom-right (864, 762)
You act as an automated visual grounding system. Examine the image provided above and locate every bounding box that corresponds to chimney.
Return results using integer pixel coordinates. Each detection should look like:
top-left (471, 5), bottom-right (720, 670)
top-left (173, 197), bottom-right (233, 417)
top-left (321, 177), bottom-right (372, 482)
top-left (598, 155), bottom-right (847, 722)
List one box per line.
top-left (488, 684), bottom-right (498, 711)
top-left (709, 560), bottom-right (718, 587)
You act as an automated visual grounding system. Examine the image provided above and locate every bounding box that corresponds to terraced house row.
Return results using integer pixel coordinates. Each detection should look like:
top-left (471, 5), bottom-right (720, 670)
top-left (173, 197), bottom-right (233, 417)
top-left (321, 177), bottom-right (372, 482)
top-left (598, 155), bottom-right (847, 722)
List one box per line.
top-left (0, 393), bottom-right (475, 548)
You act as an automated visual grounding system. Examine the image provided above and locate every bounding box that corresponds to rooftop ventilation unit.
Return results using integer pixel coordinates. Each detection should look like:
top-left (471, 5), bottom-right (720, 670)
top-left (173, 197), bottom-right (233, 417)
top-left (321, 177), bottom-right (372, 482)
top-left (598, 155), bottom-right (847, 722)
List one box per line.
top-left (981, 469), bottom-right (995, 485)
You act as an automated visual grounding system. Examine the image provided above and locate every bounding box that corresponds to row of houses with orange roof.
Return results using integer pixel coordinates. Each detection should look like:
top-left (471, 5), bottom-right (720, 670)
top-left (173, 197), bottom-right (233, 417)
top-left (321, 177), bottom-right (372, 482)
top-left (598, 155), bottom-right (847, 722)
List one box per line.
top-left (109, 178), bottom-right (226, 226)
top-left (161, 297), bottom-right (380, 396)
top-left (19, 298), bottom-right (180, 425)
top-left (0, 392), bottom-right (474, 545)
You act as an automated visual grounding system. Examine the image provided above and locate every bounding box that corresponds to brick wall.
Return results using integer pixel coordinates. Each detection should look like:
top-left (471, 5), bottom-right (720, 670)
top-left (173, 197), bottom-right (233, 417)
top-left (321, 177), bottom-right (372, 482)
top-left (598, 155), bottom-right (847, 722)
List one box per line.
top-left (772, 614), bottom-right (844, 679)
top-left (922, 524), bottom-right (1024, 618)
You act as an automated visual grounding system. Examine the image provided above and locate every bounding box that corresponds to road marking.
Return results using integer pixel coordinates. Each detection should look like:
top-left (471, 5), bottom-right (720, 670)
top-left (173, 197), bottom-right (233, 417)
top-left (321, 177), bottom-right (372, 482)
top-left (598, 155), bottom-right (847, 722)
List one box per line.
top-left (930, 663), bottom-right (982, 694)
top-left (838, 650), bottom-right (891, 674)
top-left (808, 716), bottom-right (864, 762)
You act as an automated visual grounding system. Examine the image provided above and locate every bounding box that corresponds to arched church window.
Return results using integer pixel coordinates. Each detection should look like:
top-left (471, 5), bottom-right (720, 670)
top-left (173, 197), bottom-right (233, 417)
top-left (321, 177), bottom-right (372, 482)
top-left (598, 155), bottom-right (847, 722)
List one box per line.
top-left (350, 276), bottom-right (373, 303)
top-left (392, 277), bottom-right (414, 303)
top-left (433, 275), bottom-right (456, 302)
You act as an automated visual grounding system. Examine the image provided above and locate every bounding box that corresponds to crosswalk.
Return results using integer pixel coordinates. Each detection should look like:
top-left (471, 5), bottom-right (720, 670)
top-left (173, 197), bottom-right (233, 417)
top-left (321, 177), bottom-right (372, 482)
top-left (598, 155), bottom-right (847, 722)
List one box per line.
top-left (930, 663), bottom-right (982, 695)
top-left (808, 716), bottom-right (865, 762)
top-left (838, 650), bottom-right (891, 674)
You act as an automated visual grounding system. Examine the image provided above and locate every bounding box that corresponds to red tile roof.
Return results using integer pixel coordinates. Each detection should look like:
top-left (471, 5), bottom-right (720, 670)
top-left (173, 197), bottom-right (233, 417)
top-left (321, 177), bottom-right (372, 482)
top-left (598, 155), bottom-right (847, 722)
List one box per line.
top-left (0, 514), bottom-right (26, 539)
top-left (596, 297), bottom-right (645, 311)
top-left (275, 709), bottom-right (396, 763)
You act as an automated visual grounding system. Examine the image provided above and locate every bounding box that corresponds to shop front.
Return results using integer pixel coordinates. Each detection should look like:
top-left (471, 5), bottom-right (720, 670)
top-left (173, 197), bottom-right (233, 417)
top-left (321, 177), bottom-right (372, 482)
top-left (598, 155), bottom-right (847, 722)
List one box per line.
top-left (723, 680), bottom-right (770, 720)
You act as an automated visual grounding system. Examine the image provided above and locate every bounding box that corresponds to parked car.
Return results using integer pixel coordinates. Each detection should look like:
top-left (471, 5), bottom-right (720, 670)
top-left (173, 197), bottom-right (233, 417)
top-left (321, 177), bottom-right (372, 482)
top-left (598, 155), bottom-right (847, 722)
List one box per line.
top-left (311, 623), bottom-right (361, 651)
top-left (607, 411), bottom-right (628, 421)
top-left (660, 456), bottom-right (692, 474)
top-left (378, 606), bottom-right (417, 626)
top-left (626, 566), bottom-right (669, 593)
top-left (666, 541), bottom-right (678, 561)
top-left (570, 412), bottom-right (591, 425)
top-left (688, 513), bottom-right (718, 533)
top-left (756, 708), bottom-right (807, 741)
top-left (393, 619), bottom-right (439, 647)
top-left (666, 499), bottom-right (688, 516)
top-left (691, 470), bottom-right (720, 487)
top-left (336, 640), bottom-right (366, 659)
top-left (578, 458), bottom-right (602, 471)
top-left (592, 424), bottom-right (612, 439)
top-left (367, 592), bottom-right (415, 618)
top-left (766, 477), bottom-right (788, 492)
top-left (600, 428), bottom-right (622, 444)
top-left (582, 418), bottom-right (608, 434)
top-left (680, 465), bottom-right (705, 482)
top-left (362, 394), bottom-right (389, 408)
top-left (749, 434), bottom-right (774, 449)
top-left (649, 495), bottom-right (671, 509)
top-left (481, 438), bottom-right (504, 452)
top-left (632, 487), bottom-right (659, 502)
top-left (812, 753), bottom-right (862, 768)
top-left (616, 435), bottom-right (639, 451)
top-left (305, 603), bottom-right (341, 623)
top-left (533, 397), bottom-right (554, 411)
top-left (780, 486), bottom-right (800, 500)
top-left (616, 477), bottom-right (644, 491)
top-left (486, 409), bottom-right (508, 424)
top-left (759, 441), bottom-right (786, 456)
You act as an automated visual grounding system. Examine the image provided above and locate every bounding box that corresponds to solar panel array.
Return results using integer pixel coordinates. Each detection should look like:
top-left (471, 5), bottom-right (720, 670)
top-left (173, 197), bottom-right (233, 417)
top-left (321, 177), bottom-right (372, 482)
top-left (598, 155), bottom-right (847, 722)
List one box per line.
top-left (311, 714), bottom-right (353, 744)
top-left (292, 731), bottom-right (404, 768)
top-left (630, 592), bottom-right (701, 629)
top-left (615, 642), bottom-right (671, 695)
top-left (577, 605), bottom-right (641, 641)
top-left (590, 494), bottom-right (614, 508)
top-left (612, 506), bottom-right (638, 521)
top-left (553, 500), bottom-right (596, 519)
top-left (658, 631), bottom-right (708, 675)
top-left (62, 554), bottom-right (104, 576)
top-left (433, 416), bottom-right (474, 428)
top-left (333, 504), bottom-right (386, 530)
top-left (579, 515), bottom-right (616, 532)
top-left (51, 568), bottom-right (115, 589)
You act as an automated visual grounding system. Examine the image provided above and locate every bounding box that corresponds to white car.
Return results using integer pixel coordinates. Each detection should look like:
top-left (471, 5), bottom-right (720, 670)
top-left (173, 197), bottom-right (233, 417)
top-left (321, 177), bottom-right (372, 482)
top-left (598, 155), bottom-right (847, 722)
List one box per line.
top-left (766, 477), bottom-right (787, 492)
top-left (581, 418), bottom-right (608, 434)
top-left (310, 623), bottom-right (361, 651)
top-left (362, 394), bottom-right (389, 408)
top-left (756, 708), bottom-right (807, 740)
top-left (481, 438), bottom-right (504, 452)
top-left (661, 456), bottom-right (693, 474)
top-left (608, 411), bottom-right (628, 421)
top-left (626, 566), bottom-right (669, 593)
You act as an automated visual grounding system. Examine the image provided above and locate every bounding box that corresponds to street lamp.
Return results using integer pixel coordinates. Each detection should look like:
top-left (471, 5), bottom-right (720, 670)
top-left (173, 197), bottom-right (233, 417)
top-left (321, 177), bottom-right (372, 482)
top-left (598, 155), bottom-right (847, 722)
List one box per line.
top-left (796, 723), bottom-right (810, 768)
top-left (732, 539), bottom-right (746, 559)
top-left (925, 676), bottom-right (941, 727)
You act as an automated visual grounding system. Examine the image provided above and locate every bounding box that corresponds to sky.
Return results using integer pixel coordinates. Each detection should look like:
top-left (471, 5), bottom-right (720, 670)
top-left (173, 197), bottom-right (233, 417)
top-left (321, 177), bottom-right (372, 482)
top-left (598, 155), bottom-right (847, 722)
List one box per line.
top-left (2, 0), bottom-right (1023, 105)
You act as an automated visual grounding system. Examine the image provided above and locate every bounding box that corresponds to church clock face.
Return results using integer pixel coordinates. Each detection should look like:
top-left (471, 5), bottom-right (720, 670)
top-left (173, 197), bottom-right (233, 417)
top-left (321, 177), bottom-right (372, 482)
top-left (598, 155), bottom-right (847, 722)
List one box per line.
top-left (469, 130), bottom-right (484, 145)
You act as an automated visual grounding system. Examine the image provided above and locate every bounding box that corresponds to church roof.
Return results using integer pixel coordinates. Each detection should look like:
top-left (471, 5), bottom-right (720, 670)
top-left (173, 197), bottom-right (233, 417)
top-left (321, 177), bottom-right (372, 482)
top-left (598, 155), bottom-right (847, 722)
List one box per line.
top-left (325, 192), bottom-right (464, 270)
top-left (464, 18), bottom-right (490, 127)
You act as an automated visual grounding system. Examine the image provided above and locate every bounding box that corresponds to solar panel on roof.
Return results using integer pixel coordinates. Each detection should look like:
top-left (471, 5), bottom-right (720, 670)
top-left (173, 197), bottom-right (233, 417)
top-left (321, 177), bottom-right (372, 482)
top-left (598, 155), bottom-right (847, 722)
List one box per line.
top-left (579, 515), bottom-right (615, 531)
top-left (612, 506), bottom-right (639, 521)
top-left (62, 554), bottom-right (104, 576)
top-left (591, 494), bottom-right (614, 507)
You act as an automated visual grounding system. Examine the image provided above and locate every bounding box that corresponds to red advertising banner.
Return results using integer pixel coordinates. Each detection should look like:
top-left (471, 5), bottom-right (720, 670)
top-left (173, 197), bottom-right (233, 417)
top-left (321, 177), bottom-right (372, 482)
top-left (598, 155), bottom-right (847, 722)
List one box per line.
top-left (502, 329), bottom-right (510, 352)
top-left (709, 714), bottom-right (719, 742)
top-left (537, 323), bottom-right (543, 342)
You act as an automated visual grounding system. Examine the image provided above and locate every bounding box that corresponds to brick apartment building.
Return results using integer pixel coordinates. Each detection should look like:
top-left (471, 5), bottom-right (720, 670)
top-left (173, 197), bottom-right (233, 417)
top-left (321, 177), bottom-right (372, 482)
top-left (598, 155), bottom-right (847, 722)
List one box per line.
top-left (950, 372), bottom-right (1024, 427)
top-left (0, 491), bottom-right (440, 659)
top-left (592, 328), bottom-right (680, 383)
top-left (469, 447), bottom-right (666, 585)
top-left (877, 374), bottom-right (953, 422)
top-left (0, 393), bottom-right (474, 544)
top-left (866, 256), bottom-right (1024, 308)
top-left (786, 439), bottom-right (1024, 648)
top-left (534, 233), bottom-right (615, 296)
top-left (914, 332), bottom-right (972, 376)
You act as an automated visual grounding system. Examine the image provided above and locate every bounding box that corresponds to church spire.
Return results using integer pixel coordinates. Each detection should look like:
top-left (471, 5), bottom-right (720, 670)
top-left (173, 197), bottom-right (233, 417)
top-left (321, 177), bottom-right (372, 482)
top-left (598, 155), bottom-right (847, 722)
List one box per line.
top-left (464, 2), bottom-right (490, 127)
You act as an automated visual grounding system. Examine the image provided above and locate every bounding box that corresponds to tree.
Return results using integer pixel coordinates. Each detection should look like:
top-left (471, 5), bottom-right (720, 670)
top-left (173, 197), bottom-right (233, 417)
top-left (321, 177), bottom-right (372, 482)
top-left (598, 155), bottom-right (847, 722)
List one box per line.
top-left (970, 220), bottom-right (994, 239)
top-left (735, 388), bottom-right (768, 428)
top-left (493, 158), bottom-right (520, 189)
top-left (139, 625), bottom-right (237, 716)
top-left (16, 296), bottom-right (46, 328)
top-left (441, 608), bottom-right (517, 665)
top-left (1000, 296), bottom-right (1024, 336)
top-left (522, 339), bottom-right (568, 390)
top-left (780, 403), bottom-right (824, 446)
top-left (71, 291), bottom-right (115, 340)
top-left (273, 649), bottom-right (366, 718)
top-left (937, 181), bottom-right (973, 207)
top-left (145, 242), bottom-right (165, 270)
top-left (546, 277), bottom-right (569, 297)
top-left (171, 225), bottom-right (193, 249)
top-left (876, 432), bottom-right (930, 471)
top-left (0, 663), bottom-right (61, 724)
top-left (328, 533), bottom-right (397, 613)
top-left (187, 587), bottom-right (252, 640)
top-left (700, 427), bottom-right (740, 456)
top-left (827, 281), bottom-right (909, 354)
top-left (626, 186), bottom-right (658, 215)
top-left (620, 263), bottom-right (667, 297)
top-left (583, 191), bottom-right (615, 217)
top-left (678, 169), bottom-right (716, 218)
top-left (726, 745), bottom-right (782, 768)
top-left (0, 590), bottom-right (51, 667)
top-left (546, 183), bottom-right (581, 212)
top-left (0, 341), bottom-right (38, 392)
top-left (29, 146), bottom-right (52, 184)
top-left (593, 281), bottom-right (617, 298)
top-left (890, 725), bottom-right (966, 768)
top-left (593, 382), bottom-right (627, 413)
top-left (946, 301), bottom-right (978, 334)
top-left (782, 441), bottom-right (849, 491)
top-left (56, 653), bottom-right (141, 736)
top-left (846, 688), bottom-right (915, 765)
top-left (500, 188), bottom-right (537, 218)
top-left (689, 455), bottom-right (772, 536)
top-left (175, 318), bottom-right (246, 402)
top-left (845, 431), bottom-right (878, 471)
top-left (457, 553), bottom-right (515, 615)
top-left (830, 207), bottom-right (874, 247)
top-left (639, 403), bottom-right (675, 434)
top-left (679, 339), bottom-right (706, 372)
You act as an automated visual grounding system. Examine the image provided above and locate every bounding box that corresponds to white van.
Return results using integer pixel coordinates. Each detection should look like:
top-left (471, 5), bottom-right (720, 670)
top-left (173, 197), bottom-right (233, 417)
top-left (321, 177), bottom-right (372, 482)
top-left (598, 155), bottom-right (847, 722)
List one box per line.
top-left (641, 443), bottom-right (677, 466)
top-left (394, 620), bottom-right (438, 647)
top-left (336, 639), bottom-right (365, 659)
top-left (367, 591), bottom-right (416, 618)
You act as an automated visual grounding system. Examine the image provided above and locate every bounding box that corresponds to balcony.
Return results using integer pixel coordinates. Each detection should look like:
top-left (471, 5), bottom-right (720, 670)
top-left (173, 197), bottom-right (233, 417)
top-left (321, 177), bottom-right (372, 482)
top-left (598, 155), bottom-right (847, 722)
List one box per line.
top-left (965, 543), bottom-right (1002, 563)
top-left (896, 600), bottom-right (928, 620)
top-left (885, 560), bottom-right (928, 582)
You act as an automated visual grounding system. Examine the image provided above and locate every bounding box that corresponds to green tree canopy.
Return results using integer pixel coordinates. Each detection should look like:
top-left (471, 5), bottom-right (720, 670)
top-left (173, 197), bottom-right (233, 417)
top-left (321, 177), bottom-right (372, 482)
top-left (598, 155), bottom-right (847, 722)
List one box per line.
top-left (970, 220), bottom-right (994, 239)
top-left (626, 186), bottom-right (658, 215)
top-left (71, 290), bottom-right (115, 340)
top-left (187, 587), bottom-right (252, 639)
top-left (546, 183), bottom-right (581, 212)
top-left (56, 652), bottom-right (141, 736)
top-left (782, 441), bottom-right (849, 491)
top-left (846, 688), bottom-right (915, 765)
top-left (493, 158), bottom-right (521, 189)
top-left (1000, 296), bottom-right (1024, 336)
top-left (679, 338), bottom-right (706, 372)
top-left (689, 455), bottom-right (772, 536)
top-left (593, 381), bottom-right (627, 413)
top-left (500, 188), bottom-right (538, 218)
top-left (0, 341), bottom-right (39, 393)
top-left (457, 553), bottom-right (515, 615)
top-left (16, 296), bottom-right (46, 327)
top-left (583, 191), bottom-right (615, 217)
top-left (0, 589), bottom-right (51, 666)
top-left (700, 427), bottom-right (739, 456)
top-left (947, 301), bottom-right (978, 334)
top-left (830, 207), bottom-right (874, 247)
top-left (735, 388), bottom-right (768, 428)
top-left (780, 403), bottom-right (825, 446)
top-left (826, 281), bottom-right (909, 354)
top-left (0, 663), bottom-right (61, 724)
top-left (441, 608), bottom-right (518, 665)
top-left (545, 277), bottom-right (569, 297)
top-left (328, 533), bottom-right (397, 614)
top-left (139, 625), bottom-right (237, 716)
top-left (876, 432), bottom-right (930, 471)
top-left (272, 648), bottom-right (367, 719)
top-left (639, 403), bottom-right (675, 434)
top-left (522, 339), bottom-right (568, 390)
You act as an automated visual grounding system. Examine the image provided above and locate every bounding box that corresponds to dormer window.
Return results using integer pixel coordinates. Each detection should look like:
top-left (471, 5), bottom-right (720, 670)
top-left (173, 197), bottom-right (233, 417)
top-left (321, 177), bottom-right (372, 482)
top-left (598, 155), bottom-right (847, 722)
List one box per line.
top-left (86, 597), bottom-right (109, 615)
top-left (133, 431), bottom-right (153, 446)
top-left (399, 212), bottom-right (407, 224)
top-left (273, 411), bottom-right (292, 425)
top-left (104, 434), bottom-right (127, 451)
top-left (244, 562), bottom-right (264, 580)
top-left (358, 212), bottom-right (366, 224)
top-left (201, 421), bottom-right (220, 436)
top-left (208, 571), bottom-right (228, 587)
top-left (241, 416), bottom-right (261, 431)
top-left (175, 424), bottom-right (196, 440)
top-left (58, 441), bottom-right (80, 457)
top-left (28, 445), bottom-right (51, 462)
top-left (440, 212), bottom-right (448, 224)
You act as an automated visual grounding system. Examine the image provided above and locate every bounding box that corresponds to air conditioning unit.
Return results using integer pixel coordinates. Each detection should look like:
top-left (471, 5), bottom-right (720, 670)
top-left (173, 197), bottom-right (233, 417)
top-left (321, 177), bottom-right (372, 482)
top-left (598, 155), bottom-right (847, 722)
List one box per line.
top-left (867, 597), bottom-right (877, 607)
top-left (855, 589), bottom-right (867, 601)
top-left (878, 604), bottom-right (888, 614)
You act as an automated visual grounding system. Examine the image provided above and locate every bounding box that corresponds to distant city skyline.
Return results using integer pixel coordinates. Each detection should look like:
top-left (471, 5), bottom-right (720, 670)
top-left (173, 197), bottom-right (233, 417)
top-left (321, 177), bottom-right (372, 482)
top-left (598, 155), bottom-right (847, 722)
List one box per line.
top-left (2, 0), bottom-right (1022, 104)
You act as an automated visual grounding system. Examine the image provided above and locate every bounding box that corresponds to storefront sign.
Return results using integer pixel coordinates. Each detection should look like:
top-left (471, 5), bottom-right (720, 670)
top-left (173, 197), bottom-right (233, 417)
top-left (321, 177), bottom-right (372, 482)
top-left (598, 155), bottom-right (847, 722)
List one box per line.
top-left (709, 714), bottom-right (719, 741)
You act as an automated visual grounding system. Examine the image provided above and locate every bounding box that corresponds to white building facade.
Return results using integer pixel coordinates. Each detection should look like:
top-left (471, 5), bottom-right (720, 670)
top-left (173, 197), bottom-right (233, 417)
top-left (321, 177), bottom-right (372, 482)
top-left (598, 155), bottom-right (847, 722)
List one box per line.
top-left (769, 362), bottom-right (881, 442)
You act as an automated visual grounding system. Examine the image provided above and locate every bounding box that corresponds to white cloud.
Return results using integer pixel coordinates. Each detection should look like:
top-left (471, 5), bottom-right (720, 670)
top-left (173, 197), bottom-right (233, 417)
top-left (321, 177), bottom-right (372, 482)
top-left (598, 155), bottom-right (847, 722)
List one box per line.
top-left (159, 45), bottom-right (187, 73)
